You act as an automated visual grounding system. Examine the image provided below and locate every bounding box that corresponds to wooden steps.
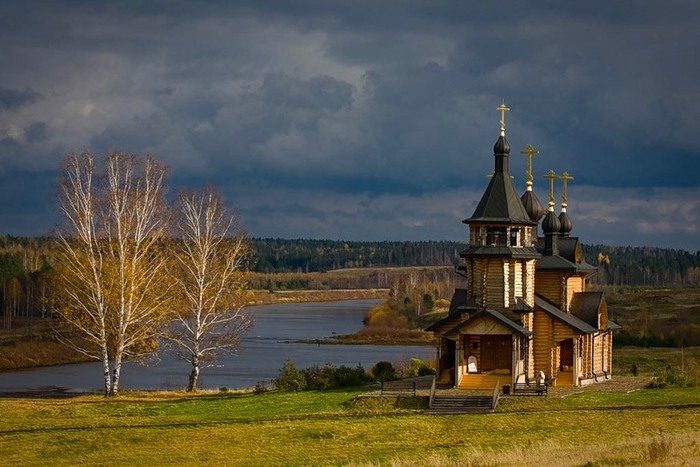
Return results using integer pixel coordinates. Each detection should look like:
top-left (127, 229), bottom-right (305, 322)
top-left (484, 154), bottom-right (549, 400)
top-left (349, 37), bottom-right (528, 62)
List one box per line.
top-left (555, 371), bottom-right (574, 387)
top-left (458, 374), bottom-right (507, 390)
top-left (425, 395), bottom-right (494, 414)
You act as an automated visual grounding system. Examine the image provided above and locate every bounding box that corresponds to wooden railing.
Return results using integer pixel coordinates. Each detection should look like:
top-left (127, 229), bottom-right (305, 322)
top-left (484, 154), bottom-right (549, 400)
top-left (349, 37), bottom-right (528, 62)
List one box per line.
top-left (429, 375), bottom-right (437, 407)
top-left (491, 379), bottom-right (500, 411)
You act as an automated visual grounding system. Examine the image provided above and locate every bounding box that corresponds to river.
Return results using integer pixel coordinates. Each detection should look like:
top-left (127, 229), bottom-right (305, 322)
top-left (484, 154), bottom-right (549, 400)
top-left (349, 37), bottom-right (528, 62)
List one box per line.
top-left (0, 299), bottom-right (434, 392)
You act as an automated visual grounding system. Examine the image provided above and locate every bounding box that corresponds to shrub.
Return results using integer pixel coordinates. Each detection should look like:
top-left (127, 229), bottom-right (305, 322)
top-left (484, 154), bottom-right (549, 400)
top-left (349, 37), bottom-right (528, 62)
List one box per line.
top-left (647, 365), bottom-right (699, 388)
top-left (403, 357), bottom-right (436, 377)
top-left (332, 365), bottom-right (371, 387)
top-left (276, 362), bottom-right (371, 391)
top-left (372, 361), bottom-right (397, 382)
top-left (275, 359), bottom-right (307, 391)
top-left (301, 365), bottom-right (333, 390)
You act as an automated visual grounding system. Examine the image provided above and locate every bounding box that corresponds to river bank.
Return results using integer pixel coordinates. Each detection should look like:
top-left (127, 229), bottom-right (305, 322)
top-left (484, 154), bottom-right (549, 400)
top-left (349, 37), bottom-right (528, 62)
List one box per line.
top-left (0, 291), bottom-right (393, 373)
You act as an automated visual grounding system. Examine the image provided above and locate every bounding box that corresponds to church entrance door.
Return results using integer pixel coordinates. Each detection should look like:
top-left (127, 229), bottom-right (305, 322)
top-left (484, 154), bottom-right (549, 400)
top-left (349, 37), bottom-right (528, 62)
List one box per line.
top-left (481, 335), bottom-right (512, 372)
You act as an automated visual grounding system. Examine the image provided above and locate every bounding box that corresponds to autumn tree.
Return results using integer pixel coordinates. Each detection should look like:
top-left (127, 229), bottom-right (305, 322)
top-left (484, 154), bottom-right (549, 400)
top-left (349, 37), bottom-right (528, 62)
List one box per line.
top-left (168, 188), bottom-right (251, 392)
top-left (52, 151), bottom-right (171, 397)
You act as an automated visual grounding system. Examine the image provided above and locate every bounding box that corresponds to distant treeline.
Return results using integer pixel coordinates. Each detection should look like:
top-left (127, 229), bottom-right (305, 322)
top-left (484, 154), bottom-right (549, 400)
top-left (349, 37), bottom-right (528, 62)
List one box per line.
top-left (250, 239), bottom-right (462, 272)
top-left (1, 235), bottom-right (699, 328)
top-left (249, 239), bottom-right (700, 288)
top-left (582, 244), bottom-right (700, 288)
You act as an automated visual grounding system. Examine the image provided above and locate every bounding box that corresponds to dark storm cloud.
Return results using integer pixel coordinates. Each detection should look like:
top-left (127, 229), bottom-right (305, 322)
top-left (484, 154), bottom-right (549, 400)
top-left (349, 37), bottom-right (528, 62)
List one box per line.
top-left (0, 0), bottom-right (698, 250)
top-left (0, 86), bottom-right (42, 111)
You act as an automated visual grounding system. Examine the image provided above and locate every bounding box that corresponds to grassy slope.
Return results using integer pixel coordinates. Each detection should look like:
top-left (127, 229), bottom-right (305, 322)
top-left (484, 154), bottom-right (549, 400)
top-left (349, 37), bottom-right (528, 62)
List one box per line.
top-left (1, 386), bottom-right (698, 466)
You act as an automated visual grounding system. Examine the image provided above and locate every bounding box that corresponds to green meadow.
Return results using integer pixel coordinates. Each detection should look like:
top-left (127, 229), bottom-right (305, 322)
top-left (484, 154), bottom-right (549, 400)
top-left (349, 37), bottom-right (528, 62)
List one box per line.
top-left (1, 382), bottom-right (698, 466)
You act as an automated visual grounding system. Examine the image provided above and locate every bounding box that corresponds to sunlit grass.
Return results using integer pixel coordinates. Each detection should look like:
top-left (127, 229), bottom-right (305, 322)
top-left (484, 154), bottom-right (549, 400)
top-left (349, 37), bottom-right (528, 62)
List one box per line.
top-left (1, 385), bottom-right (699, 465)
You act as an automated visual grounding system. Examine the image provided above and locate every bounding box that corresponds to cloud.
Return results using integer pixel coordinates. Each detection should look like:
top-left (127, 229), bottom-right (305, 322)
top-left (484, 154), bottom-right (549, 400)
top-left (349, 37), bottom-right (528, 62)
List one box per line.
top-left (0, 1), bottom-right (697, 250)
top-left (0, 86), bottom-right (42, 111)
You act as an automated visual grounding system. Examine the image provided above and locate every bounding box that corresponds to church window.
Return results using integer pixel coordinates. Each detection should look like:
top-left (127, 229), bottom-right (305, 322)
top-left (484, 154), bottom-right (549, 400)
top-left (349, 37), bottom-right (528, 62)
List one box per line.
top-left (485, 227), bottom-right (507, 246)
top-left (510, 228), bottom-right (520, 247)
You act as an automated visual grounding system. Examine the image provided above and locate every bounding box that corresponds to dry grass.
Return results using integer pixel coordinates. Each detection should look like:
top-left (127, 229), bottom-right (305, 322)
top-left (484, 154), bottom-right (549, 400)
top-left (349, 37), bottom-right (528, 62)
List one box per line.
top-left (355, 432), bottom-right (699, 466)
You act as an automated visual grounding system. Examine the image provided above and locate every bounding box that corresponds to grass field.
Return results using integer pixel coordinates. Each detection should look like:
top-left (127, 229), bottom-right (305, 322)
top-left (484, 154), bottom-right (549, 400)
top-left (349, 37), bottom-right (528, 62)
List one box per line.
top-left (1, 382), bottom-right (698, 466)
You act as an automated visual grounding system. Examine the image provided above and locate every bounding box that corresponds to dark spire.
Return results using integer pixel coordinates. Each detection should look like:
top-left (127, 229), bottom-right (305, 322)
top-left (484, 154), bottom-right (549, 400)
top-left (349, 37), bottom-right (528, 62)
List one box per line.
top-left (464, 102), bottom-right (534, 225)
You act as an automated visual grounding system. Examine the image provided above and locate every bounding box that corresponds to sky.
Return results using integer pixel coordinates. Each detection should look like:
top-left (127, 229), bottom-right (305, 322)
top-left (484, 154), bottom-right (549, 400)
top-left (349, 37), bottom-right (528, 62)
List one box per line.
top-left (1, 1), bottom-right (698, 251)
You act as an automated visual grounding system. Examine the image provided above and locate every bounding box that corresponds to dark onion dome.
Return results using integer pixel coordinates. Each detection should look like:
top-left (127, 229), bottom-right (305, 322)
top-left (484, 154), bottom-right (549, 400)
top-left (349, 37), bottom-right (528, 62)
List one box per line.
top-left (542, 210), bottom-right (561, 234)
top-left (493, 134), bottom-right (511, 155)
top-left (521, 190), bottom-right (545, 222)
top-left (558, 211), bottom-right (573, 235)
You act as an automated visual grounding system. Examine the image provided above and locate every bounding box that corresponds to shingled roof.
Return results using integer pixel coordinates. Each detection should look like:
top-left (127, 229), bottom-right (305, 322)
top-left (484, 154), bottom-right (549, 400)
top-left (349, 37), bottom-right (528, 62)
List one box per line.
top-left (570, 292), bottom-right (605, 328)
top-left (535, 294), bottom-right (597, 333)
top-left (464, 170), bottom-right (535, 225)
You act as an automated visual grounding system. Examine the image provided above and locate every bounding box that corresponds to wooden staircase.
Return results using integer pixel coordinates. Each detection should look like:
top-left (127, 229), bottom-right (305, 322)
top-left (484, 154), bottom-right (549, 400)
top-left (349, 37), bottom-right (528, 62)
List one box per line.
top-left (425, 394), bottom-right (494, 414)
top-left (555, 371), bottom-right (574, 387)
top-left (458, 374), bottom-right (506, 390)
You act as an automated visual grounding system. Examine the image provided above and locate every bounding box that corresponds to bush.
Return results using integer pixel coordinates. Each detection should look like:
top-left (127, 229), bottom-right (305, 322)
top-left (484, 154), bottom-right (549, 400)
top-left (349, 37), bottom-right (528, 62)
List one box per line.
top-left (647, 365), bottom-right (699, 388)
top-left (301, 364), bottom-right (334, 390)
top-left (331, 365), bottom-right (371, 387)
top-left (372, 361), bottom-right (397, 382)
top-left (403, 357), bottom-right (435, 377)
top-left (275, 362), bottom-right (371, 391)
top-left (275, 359), bottom-right (307, 391)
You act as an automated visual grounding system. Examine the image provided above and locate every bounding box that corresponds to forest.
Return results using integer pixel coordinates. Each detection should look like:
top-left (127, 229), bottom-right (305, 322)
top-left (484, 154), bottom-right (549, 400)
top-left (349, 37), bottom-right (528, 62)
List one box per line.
top-left (1, 235), bottom-right (699, 327)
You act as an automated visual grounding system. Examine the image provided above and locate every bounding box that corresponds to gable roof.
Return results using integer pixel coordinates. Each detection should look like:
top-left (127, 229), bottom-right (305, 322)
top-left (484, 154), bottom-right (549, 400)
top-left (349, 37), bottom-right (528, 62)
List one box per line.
top-left (445, 308), bottom-right (531, 337)
top-left (570, 292), bottom-right (605, 328)
top-left (534, 294), bottom-right (597, 333)
top-left (464, 171), bottom-right (536, 225)
top-left (534, 237), bottom-right (598, 273)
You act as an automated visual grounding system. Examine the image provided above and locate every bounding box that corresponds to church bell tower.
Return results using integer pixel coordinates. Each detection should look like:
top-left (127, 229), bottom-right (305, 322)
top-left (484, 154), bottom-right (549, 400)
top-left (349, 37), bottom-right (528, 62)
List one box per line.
top-left (460, 102), bottom-right (540, 316)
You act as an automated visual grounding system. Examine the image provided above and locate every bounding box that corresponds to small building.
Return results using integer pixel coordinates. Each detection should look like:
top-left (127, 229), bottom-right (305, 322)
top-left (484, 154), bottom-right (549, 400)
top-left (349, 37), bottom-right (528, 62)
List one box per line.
top-left (427, 104), bottom-right (620, 390)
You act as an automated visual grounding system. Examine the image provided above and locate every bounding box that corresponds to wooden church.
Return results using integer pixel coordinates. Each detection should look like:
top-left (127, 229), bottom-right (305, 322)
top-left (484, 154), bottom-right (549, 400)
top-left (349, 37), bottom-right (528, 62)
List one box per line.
top-left (427, 103), bottom-right (620, 390)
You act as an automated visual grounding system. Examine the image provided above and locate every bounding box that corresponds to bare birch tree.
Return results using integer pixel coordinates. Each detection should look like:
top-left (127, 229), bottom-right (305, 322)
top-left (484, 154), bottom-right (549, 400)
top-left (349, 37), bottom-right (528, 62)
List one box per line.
top-left (168, 188), bottom-right (251, 392)
top-left (52, 150), bottom-right (171, 397)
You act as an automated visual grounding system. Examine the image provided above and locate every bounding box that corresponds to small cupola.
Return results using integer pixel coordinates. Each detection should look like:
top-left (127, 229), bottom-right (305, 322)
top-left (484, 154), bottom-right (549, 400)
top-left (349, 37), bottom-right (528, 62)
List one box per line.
top-left (557, 171), bottom-right (574, 236)
top-left (519, 144), bottom-right (545, 222)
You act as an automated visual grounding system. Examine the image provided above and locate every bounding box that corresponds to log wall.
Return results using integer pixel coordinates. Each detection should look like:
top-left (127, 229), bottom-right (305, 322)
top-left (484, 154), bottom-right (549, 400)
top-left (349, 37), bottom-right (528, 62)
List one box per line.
top-left (532, 310), bottom-right (552, 376)
top-left (564, 275), bottom-right (584, 312)
top-left (535, 270), bottom-right (564, 307)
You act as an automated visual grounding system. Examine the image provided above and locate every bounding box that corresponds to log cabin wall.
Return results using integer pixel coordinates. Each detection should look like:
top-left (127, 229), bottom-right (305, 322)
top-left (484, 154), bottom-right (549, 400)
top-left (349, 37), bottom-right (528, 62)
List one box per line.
top-left (486, 259), bottom-right (506, 308)
top-left (593, 333), bottom-right (604, 373)
top-left (524, 260), bottom-right (535, 308)
top-left (599, 300), bottom-right (608, 329)
top-left (607, 331), bottom-right (613, 374)
top-left (564, 275), bottom-right (584, 312)
top-left (532, 310), bottom-right (553, 377)
top-left (510, 261), bottom-right (523, 304)
top-left (535, 270), bottom-right (564, 307)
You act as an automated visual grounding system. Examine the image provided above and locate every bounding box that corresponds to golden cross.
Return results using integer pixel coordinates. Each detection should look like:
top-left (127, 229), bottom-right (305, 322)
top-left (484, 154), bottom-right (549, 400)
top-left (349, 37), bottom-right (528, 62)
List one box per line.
top-left (556, 171), bottom-right (574, 205)
top-left (542, 170), bottom-right (557, 209)
top-left (496, 100), bottom-right (510, 132)
top-left (519, 144), bottom-right (539, 187)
